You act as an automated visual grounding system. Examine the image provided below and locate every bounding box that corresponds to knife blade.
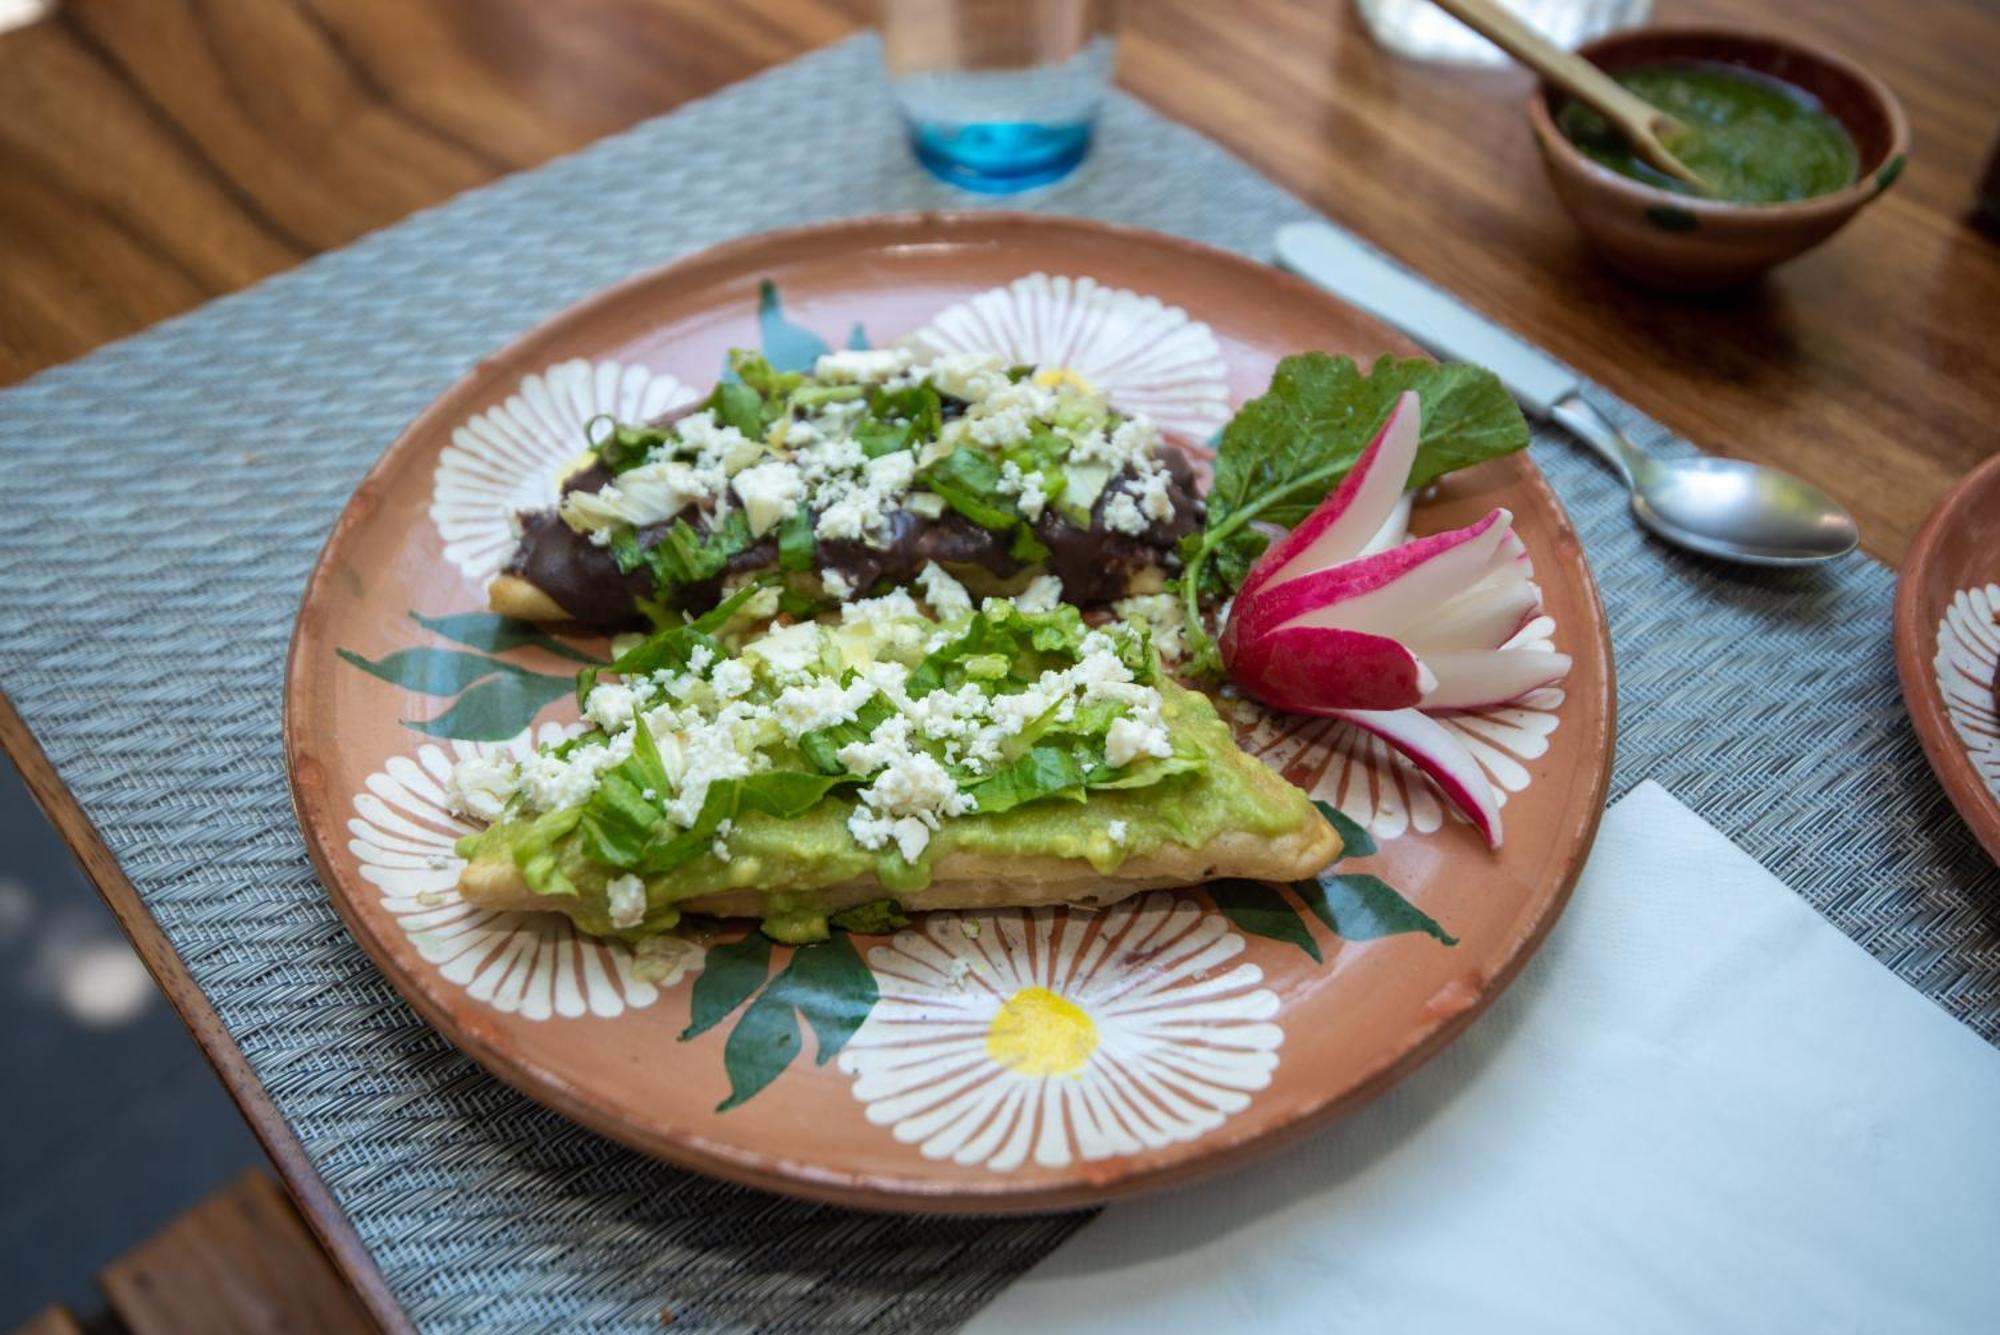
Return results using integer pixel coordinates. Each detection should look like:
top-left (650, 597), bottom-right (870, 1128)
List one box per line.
top-left (1273, 221), bottom-right (1574, 419)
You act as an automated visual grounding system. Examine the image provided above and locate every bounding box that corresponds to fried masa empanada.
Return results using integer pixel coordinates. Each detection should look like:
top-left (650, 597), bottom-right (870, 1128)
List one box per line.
top-left (489, 348), bottom-right (1201, 628)
top-left (448, 593), bottom-right (1339, 944)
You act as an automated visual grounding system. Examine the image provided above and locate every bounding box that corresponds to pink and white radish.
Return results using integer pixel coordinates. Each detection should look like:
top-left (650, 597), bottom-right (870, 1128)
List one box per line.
top-left (1219, 390), bottom-right (1570, 847)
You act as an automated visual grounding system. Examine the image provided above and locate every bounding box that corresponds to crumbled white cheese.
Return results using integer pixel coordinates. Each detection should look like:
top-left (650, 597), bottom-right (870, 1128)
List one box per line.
top-left (1015, 575), bottom-right (1064, 613)
top-left (1105, 715), bottom-right (1173, 768)
top-left (847, 606), bottom-right (929, 663)
top-left (806, 434), bottom-right (916, 547)
top-left (814, 492), bottom-right (867, 542)
top-left (1101, 490), bottom-right (1148, 535)
top-left (820, 567), bottom-right (855, 601)
top-left (865, 448), bottom-right (917, 495)
top-left (730, 459), bottom-right (806, 538)
top-left (840, 714), bottom-right (976, 862)
top-left (915, 562), bottom-right (973, 620)
top-left (710, 658), bottom-right (754, 700)
top-left (960, 919), bottom-right (981, 938)
top-left (517, 731), bottom-right (631, 812)
top-left (774, 416), bottom-right (818, 448)
top-left (965, 382), bottom-right (1054, 448)
top-left (446, 752), bottom-right (519, 822)
top-left (815, 347), bottom-right (914, 385)
top-left (1132, 466), bottom-right (1176, 523)
top-left (1108, 414), bottom-right (1163, 462)
top-left (583, 682), bottom-right (639, 732)
top-left (841, 588), bottom-right (924, 629)
top-left (771, 675), bottom-right (875, 740)
top-left (605, 873), bottom-right (647, 929)
top-left (663, 707), bottom-right (766, 829)
top-left (742, 621), bottom-right (825, 678)
top-left (1107, 819), bottom-right (1128, 844)
top-left (848, 808), bottom-right (939, 864)
top-left (677, 410), bottom-right (762, 475)
top-left (925, 352), bottom-right (1010, 405)
top-left (997, 460), bottom-right (1049, 522)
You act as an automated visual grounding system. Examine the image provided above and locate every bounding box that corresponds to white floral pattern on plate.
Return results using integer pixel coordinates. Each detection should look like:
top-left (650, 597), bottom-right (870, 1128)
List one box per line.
top-left (837, 893), bottom-right (1281, 1172)
top-left (1237, 615), bottom-right (1566, 840)
top-left (429, 358), bottom-right (697, 584)
top-left (347, 724), bottom-right (702, 1019)
top-left (1934, 582), bottom-right (2000, 800)
top-left (908, 273), bottom-right (1232, 441)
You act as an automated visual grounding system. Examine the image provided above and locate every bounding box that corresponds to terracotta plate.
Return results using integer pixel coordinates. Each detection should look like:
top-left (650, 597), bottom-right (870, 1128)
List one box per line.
top-left (1893, 451), bottom-right (2000, 865)
top-left (285, 214), bottom-right (1615, 1212)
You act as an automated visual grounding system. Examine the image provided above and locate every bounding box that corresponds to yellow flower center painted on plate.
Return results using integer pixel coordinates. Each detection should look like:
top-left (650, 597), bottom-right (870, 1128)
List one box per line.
top-left (1032, 367), bottom-right (1096, 395)
top-left (986, 986), bottom-right (1099, 1078)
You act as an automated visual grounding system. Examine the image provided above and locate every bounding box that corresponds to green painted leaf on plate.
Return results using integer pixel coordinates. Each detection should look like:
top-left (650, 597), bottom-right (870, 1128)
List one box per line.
top-left (410, 610), bottom-right (601, 664)
top-left (402, 671), bottom-right (573, 740)
top-left (717, 984), bottom-right (803, 1111)
top-left (1209, 879), bottom-right (1321, 962)
top-left (1313, 799), bottom-right (1377, 860)
top-left (1297, 874), bottom-right (1458, 946)
top-left (759, 279), bottom-right (832, 373)
top-left (774, 935), bottom-right (878, 1066)
top-left (681, 933), bottom-right (773, 1040)
top-left (338, 647), bottom-right (514, 697)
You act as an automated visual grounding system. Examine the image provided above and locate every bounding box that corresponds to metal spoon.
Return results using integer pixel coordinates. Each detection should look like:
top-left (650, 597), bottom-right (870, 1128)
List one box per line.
top-left (1548, 394), bottom-right (1858, 564)
top-left (1274, 222), bottom-right (1861, 566)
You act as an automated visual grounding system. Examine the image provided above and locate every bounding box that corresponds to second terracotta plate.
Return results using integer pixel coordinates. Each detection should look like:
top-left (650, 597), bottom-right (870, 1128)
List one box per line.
top-left (285, 214), bottom-right (1615, 1211)
top-left (1894, 451), bottom-right (2000, 865)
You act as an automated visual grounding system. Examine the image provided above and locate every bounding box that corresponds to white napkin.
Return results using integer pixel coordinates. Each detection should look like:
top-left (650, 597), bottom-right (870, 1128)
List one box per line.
top-left (968, 781), bottom-right (2000, 1335)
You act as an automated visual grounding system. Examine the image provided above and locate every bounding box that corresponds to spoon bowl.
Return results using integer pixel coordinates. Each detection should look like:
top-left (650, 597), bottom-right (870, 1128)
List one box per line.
top-left (1548, 393), bottom-right (1858, 566)
top-left (1628, 454), bottom-right (1860, 565)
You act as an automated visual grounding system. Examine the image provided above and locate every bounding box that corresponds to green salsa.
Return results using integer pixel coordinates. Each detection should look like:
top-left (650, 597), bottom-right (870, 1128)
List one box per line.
top-left (1557, 61), bottom-right (1857, 204)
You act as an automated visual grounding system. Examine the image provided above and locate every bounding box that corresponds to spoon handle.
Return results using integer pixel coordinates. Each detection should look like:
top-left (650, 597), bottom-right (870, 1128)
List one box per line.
top-left (1549, 394), bottom-right (1648, 486)
top-left (1422, 0), bottom-right (1710, 193)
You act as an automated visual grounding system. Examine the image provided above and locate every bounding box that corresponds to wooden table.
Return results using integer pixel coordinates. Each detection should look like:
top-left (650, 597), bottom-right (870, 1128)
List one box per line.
top-left (1, 0), bottom-right (1994, 1328)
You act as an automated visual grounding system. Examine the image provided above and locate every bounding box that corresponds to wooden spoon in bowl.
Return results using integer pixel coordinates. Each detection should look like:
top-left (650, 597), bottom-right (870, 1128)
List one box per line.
top-left (1425, 0), bottom-right (1714, 195)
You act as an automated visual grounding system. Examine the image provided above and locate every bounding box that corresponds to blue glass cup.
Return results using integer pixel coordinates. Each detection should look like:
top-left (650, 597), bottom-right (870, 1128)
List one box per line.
top-left (882, 0), bottom-right (1124, 194)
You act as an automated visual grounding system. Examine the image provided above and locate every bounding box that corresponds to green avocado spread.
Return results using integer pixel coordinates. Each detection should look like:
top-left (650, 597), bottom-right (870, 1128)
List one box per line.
top-left (453, 584), bottom-right (1316, 944)
top-left (1556, 61), bottom-right (1857, 204)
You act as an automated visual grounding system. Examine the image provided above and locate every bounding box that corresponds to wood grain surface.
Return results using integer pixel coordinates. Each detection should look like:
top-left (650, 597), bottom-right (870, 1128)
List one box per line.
top-left (98, 1170), bottom-right (378, 1335)
top-left (0, 0), bottom-right (1994, 559)
top-left (0, 0), bottom-right (1993, 1321)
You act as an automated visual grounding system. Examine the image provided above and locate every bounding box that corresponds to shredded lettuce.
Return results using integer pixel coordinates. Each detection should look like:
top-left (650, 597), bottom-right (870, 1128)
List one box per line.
top-left (919, 446), bottom-right (1018, 531)
top-left (965, 745), bottom-right (1090, 813)
top-left (576, 581), bottom-right (767, 706)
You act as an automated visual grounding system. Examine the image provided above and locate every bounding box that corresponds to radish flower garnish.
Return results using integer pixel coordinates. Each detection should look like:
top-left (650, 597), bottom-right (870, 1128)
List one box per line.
top-left (1218, 391), bottom-right (1571, 847)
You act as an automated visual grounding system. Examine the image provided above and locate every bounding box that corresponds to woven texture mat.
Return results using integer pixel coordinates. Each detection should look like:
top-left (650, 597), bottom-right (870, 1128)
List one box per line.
top-left (2, 34), bottom-right (1994, 1334)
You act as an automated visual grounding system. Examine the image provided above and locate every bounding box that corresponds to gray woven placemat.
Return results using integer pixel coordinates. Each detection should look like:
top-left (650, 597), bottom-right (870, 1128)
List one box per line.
top-left (1, 33), bottom-right (1994, 1334)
